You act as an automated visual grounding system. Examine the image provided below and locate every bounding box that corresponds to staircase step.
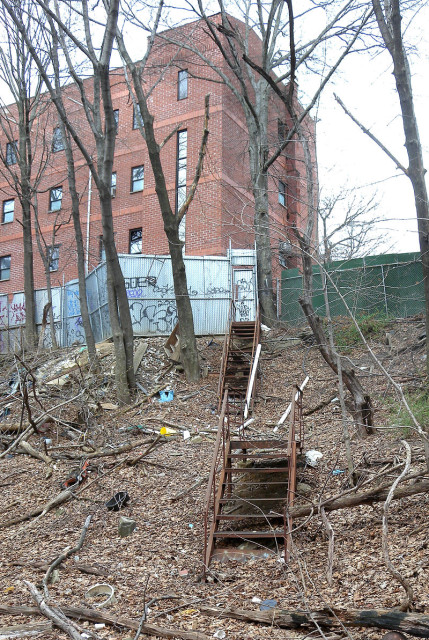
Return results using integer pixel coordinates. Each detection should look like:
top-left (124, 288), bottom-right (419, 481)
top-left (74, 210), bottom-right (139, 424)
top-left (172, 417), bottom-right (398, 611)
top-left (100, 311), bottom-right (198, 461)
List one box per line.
top-left (219, 497), bottom-right (286, 503)
top-left (224, 466), bottom-right (289, 473)
top-left (230, 439), bottom-right (289, 449)
top-left (229, 453), bottom-right (288, 460)
top-left (216, 513), bottom-right (283, 520)
top-left (213, 530), bottom-right (285, 539)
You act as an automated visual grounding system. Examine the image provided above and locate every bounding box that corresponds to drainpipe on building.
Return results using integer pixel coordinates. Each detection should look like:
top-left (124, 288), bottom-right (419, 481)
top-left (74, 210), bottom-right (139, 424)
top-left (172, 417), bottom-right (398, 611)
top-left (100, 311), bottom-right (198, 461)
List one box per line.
top-left (85, 168), bottom-right (92, 274)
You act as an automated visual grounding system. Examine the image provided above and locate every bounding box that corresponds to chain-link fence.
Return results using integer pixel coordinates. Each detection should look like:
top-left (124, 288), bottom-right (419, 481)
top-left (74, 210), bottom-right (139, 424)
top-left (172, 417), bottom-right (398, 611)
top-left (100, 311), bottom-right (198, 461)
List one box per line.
top-left (281, 252), bottom-right (425, 325)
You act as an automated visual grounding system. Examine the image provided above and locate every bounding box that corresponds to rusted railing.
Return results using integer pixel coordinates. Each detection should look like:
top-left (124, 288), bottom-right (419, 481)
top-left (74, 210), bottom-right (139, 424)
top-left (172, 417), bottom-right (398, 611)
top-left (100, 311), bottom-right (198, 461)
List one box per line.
top-left (203, 389), bottom-right (230, 574)
top-left (285, 385), bottom-right (304, 561)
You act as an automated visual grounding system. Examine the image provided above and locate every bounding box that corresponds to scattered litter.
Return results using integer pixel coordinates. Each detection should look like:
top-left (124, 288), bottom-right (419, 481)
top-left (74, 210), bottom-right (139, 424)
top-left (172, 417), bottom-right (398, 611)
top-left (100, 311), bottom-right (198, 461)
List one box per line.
top-left (183, 430), bottom-right (191, 440)
top-left (159, 389), bottom-right (174, 402)
top-left (188, 523), bottom-right (194, 529)
top-left (94, 623), bottom-right (105, 630)
top-left (61, 460), bottom-right (90, 490)
top-left (305, 450), bottom-right (323, 467)
top-left (106, 491), bottom-right (130, 511)
top-left (331, 397), bottom-right (339, 403)
top-left (100, 402), bottom-right (119, 410)
top-left (259, 599), bottom-right (277, 611)
top-left (118, 516), bottom-right (136, 538)
top-left (179, 569), bottom-right (189, 577)
top-left (160, 426), bottom-right (177, 436)
top-left (84, 583), bottom-right (117, 608)
top-left (332, 469), bottom-right (345, 475)
top-left (251, 596), bottom-right (262, 604)
top-left (260, 324), bottom-right (271, 332)
top-left (213, 631), bottom-right (226, 639)
top-left (4, 586), bottom-right (14, 593)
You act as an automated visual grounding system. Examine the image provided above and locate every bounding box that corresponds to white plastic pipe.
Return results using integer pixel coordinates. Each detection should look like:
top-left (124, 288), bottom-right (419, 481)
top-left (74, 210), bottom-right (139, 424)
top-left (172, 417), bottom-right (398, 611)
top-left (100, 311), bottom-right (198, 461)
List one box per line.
top-left (276, 375), bottom-right (310, 426)
top-left (244, 343), bottom-right (261, 419)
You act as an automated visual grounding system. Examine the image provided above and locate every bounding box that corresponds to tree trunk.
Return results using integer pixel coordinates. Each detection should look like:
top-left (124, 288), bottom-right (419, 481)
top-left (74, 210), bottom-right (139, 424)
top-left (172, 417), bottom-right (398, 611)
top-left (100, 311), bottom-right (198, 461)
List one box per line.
top-left (43, 263), bottom-right (58, 350)
top-left (372, 0), bottom-right (429, 376)
top-left (167, 226), bottom-right (200, 381)
top-left (199, 605), bottom-right (429, 637)
top-left (21, 199), bottom-right (37, 350)
top-left (100, 193), bottom-right (134, 404)
top-left (61, 126), bottom-right (97, 366)
top-left (288, 477), bottom-right (429, 519)
top-left (297, 231), bottom-right (373, 435)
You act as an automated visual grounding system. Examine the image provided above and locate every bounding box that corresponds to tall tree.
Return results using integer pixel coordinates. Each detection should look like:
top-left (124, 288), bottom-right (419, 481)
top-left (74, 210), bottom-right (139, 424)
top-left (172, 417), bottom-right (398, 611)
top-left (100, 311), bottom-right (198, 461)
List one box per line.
top-left (2, 0), bottom-right (135, 401)
top-left (114, 2), bottom-right (210, 382)
top-left (0, 0), bottom-right (49, 350)
top-left (335, 0), bottom-right (429, 372)
top-left (167, 1), bottom-right (367, 325)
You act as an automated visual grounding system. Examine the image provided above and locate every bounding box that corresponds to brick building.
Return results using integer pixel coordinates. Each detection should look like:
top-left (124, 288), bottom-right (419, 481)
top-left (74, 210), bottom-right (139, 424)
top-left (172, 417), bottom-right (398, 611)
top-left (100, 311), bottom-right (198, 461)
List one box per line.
top-left (0, 14), bottom-right (316, 301)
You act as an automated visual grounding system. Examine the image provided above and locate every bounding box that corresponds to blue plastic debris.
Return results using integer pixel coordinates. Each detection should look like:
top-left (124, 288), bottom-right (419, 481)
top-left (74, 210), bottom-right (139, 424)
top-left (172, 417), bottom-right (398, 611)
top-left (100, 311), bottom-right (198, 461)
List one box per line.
top-left (332, 469), bottom-right (345, 475)
top-left (259, 599), bottom-right (277, 611)
top-left (159, 390), bottom-right (174, 402)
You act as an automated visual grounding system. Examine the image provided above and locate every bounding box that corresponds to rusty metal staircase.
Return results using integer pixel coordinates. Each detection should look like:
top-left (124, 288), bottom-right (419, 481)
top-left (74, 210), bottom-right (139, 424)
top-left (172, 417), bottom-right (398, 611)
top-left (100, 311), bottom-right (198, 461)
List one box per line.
top-left (204, 353), bottom-right (304, 574)
top-left (217, 302), bottom-right (260, 412)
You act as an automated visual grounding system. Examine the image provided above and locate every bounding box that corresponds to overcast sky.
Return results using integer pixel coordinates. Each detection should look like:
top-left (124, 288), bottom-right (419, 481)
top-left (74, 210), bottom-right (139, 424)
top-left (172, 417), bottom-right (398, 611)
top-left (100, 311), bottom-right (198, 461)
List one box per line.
top-left (311, 4), bottom-right (429, 256)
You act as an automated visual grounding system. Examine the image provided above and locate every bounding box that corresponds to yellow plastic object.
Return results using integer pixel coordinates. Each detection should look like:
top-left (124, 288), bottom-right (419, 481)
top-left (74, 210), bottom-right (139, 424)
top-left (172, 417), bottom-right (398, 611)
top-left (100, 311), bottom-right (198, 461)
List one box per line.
top-left (160, 427), bottom-right (177, 436)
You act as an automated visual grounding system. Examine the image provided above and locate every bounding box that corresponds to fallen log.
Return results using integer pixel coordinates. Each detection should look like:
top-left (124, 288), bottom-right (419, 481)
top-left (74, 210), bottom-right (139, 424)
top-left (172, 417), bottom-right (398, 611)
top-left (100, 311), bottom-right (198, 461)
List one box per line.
top-left (0, 621), bottom-right (52, 637)
top-left (199, 605), bottom-right (429, 637)
top-left (289, 478), bottom-right (429, 519)
top-left (0, 603), bottom-right (211, 640)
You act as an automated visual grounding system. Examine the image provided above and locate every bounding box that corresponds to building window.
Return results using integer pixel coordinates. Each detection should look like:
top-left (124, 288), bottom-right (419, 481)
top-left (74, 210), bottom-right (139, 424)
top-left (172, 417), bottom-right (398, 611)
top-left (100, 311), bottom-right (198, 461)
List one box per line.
top-left (131, 165), bottom-right (144, 192)
top-left (5, 141), bottom-right (17, 166)
top-left (278, 119), bottom-right (286, 143)
top-left (0, 255), bottom-right (11, 280)
top-left (113, 109), bottom-right (119, 133)
top-left (49, 186), bottom-right (63, 212)
top-left (52, 126), bottom-right (64, 152)
top-left (133, 104), bottom-right (143, 129)
top-left (48, 246), bottom-right (59, 272)
top-left (111, 172), bottom-right (117, 198)
top-left (279, 180), bottom-right (286, 207)
top-left (176, 129), bottom-right (187, 242)
top-left (2, 199), bottom-right (14, 224)
top-left (178, 69), bottom-right (188, 100)
top-left (99, 236), bottom-right (105, 262)
top-left (129, 228), bottom-right (142, 254)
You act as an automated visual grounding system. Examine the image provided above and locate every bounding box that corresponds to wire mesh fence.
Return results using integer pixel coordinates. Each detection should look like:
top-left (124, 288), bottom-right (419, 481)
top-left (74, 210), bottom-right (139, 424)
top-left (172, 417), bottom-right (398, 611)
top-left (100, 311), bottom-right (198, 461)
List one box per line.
top-left (281, 252), bottom-right (425, 325)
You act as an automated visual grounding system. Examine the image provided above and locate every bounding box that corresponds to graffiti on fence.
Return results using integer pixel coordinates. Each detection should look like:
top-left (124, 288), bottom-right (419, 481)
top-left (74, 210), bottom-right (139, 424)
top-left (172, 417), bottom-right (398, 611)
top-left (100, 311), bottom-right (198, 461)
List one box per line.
top-left (67, 289), bottom-right (81, 317)
top-left (10, 301), bottom-right (26, 325)
top-left (129, 300), bottom-right (178, 333)
top-left (125, 276), bottom-right (198, 299)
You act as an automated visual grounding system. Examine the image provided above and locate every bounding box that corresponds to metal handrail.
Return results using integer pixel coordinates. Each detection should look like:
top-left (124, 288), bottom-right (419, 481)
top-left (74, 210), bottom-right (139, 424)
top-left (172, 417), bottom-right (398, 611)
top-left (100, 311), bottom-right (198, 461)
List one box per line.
top-left (203, 389), bottom-right (229, 574)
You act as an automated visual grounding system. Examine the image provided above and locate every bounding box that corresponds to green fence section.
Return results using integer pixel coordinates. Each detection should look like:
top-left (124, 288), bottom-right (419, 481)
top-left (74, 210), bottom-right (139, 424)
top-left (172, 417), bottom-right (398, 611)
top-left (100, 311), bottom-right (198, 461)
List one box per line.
top-left (281, 252), bottom-right (425, 325)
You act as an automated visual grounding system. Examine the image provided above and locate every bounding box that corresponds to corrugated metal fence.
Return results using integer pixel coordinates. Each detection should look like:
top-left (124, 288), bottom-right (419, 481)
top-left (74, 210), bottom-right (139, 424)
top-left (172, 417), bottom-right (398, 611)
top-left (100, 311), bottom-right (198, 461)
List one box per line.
top-left (281, 252), bottom-right (425, 325)
top-left (0, 250), bottom-right (257, 352)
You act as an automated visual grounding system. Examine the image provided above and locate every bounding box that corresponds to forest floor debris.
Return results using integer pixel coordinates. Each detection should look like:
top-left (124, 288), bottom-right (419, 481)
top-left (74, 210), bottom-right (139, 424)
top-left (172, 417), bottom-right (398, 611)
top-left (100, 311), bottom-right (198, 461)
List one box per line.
top-left (0, 318), bottom-right (428, 639)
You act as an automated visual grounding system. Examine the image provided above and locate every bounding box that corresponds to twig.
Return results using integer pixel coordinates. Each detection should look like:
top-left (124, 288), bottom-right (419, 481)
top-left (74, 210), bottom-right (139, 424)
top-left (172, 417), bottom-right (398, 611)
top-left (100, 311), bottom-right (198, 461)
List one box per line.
top-left (43, 515), bottom-right (92, 599)
top-left (24, 581), bottom-right (83, 640)
top-left (382, 441), bottom-right (414, 611)
top-left (170, 475), bottom-right (207, 502)
top-left (320, 507), bottom-right (334, 586)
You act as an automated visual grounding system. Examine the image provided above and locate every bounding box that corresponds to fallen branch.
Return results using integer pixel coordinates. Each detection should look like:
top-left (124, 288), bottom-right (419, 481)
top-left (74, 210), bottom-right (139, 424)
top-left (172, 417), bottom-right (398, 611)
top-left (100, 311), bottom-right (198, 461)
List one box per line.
top-left (0, 489), bottom-right (73, 529)
top-left (24, 582), bottom-right (82, 640)
top-left (127, 435), bottom-right (162, 466)
top-left (170, 475), bottom-right (207, 502)
top-left (0, 621), bottom-right (52, 637)
top-left (0, 603), bottom-right (212, 640)
top-left (289, 477), bottom-right (429, 519)
top-left (199, 605), bottom-right (429, 636)
top-left (43, 515), bottom-right (92, 598)
top-left (382, 441), bottom-right (414, 611)
top-left (51, 437), bottom-right (153, 460)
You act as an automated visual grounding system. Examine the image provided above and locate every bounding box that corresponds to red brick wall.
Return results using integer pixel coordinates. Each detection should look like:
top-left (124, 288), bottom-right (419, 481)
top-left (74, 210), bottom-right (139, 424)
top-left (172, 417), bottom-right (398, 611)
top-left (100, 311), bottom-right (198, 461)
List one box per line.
top-left (0, 15), bottom-right (316, 299)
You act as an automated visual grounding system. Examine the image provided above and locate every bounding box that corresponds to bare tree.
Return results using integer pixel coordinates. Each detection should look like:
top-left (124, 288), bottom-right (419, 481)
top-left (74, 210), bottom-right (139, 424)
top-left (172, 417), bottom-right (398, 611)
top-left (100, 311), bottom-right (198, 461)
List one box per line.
top-left (334, 0), bottom-right (429, 372)
top-left (114, 3), bottom-right (210, 381)
top-left (244, 1), bottom-right (375, 432)
top-left (163, 1), bottom-right (369, 326)
top-left (2, 0), bottom-right (136, 401)
top-left (319, 190), bottom-right (384, 261)
top-left (0, 1), bottom-right (49, 350)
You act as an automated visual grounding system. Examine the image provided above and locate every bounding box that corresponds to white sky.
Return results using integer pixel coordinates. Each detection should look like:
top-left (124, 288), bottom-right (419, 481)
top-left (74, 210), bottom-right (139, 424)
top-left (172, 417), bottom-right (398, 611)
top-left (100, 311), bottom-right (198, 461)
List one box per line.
top-left (310, 5), bottom-right (429, 255)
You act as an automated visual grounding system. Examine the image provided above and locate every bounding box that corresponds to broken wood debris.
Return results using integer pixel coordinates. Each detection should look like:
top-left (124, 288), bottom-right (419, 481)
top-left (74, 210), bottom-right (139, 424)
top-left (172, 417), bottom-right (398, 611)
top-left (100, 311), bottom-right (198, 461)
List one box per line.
top-left (0, 603), bottom-right (212, 640)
